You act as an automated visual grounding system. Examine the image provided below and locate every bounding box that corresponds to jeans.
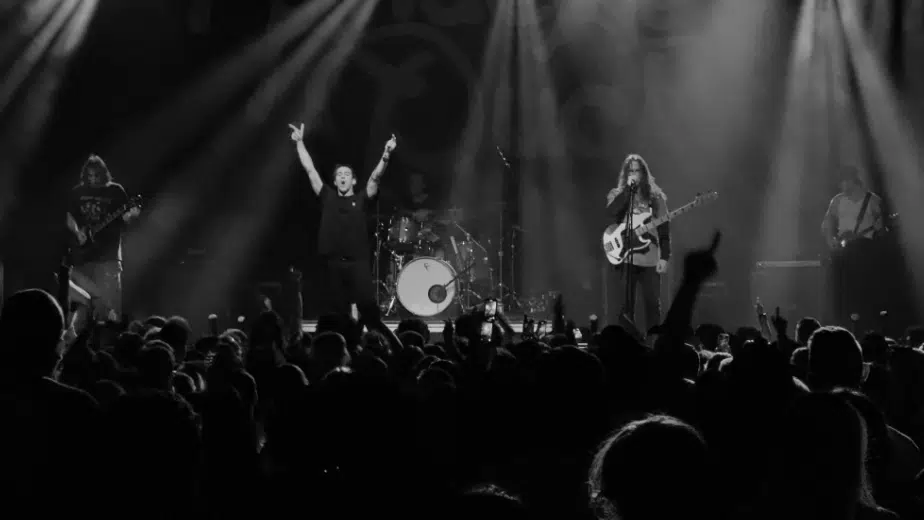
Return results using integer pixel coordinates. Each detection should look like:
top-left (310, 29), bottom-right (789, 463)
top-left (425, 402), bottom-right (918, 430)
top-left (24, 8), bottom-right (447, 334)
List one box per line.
top-left (611, 263), bottom-right (662, 335)
top-left (73, 260), bottom-right (122, 321)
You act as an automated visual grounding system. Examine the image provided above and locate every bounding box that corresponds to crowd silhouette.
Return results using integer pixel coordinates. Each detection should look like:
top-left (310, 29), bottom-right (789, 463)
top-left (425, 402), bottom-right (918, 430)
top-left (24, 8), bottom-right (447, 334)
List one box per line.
top-left (1, 231), bottom-right (923, 519)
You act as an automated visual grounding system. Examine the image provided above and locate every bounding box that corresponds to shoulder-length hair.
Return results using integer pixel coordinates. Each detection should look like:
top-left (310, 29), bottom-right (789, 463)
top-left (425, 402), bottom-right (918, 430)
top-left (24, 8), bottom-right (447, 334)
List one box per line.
top-left (616, 154), bottom-right (665, 203)
top-left (79, 154), bottom-right (112, 185)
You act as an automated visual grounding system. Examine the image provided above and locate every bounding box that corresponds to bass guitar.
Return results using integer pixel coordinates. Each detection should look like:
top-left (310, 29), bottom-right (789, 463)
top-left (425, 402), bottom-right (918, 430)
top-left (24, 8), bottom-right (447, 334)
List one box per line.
top-left (602, 191), bottom-right (718, 265)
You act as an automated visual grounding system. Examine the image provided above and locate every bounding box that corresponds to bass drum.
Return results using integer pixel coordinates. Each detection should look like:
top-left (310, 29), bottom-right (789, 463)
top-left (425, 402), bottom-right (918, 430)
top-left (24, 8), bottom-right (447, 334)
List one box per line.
top-left (396, 257), bottom-right (457, 317)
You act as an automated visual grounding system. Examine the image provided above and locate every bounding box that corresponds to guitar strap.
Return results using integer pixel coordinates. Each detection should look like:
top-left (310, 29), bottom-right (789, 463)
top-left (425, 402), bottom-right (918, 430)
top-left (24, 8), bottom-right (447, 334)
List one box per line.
top-left (852, 192), bottom-right (872, 236)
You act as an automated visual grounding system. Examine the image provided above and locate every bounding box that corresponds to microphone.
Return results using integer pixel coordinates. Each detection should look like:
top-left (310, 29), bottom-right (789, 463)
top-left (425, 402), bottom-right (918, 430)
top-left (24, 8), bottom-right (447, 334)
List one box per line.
top-left (627, 179), bottom-right (639, 191)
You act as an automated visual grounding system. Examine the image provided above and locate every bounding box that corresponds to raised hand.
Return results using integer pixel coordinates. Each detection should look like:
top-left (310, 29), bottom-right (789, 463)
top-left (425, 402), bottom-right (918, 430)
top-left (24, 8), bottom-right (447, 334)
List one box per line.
top-left (288, 123), bottom-right (304, 142)
top-left (288, 266), bottom-right (302, 282)
top-left (76, 229), bottom-right (88, 246)
top-left (771, 307), bottom-right (788, 335)
top-left (384, 133), bottom-right (397, 153)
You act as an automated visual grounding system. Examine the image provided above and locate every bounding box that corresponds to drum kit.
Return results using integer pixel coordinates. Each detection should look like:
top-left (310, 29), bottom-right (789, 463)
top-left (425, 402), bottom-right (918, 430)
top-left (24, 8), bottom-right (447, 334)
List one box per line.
top-left (373, 206), bottom-right (512, 318)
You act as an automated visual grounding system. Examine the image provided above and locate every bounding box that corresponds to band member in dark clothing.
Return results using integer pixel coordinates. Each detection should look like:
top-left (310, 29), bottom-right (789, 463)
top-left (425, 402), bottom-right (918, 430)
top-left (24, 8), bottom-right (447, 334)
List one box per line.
top-left (605, 153), bottom-right (671, 334)
top-left (403, 172), bottom-right (445, 257)
top-left (289, 123), bottom-right (397, 317)
top-left (65, 154), bottom-right (140, 321)
top-left (821, 166), bottom-right (885, 329)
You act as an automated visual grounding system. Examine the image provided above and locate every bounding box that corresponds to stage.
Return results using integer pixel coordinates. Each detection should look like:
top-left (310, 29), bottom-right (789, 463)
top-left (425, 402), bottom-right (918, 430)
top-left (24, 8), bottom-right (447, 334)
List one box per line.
top-left (300, 318), bottom-right (537, 335)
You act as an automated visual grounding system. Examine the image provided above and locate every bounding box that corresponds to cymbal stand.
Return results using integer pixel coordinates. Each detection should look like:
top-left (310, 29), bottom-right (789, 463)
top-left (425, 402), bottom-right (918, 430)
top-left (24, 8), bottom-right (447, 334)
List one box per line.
top-left (497, 207), bottom-right (504, 306)
top-left (495, 145), bottom-right (512, 310)
top-left (374, 208), bottom-right (383, 308)
top-left (505, 226), bottom-right (523, 311)
top-left (453, 222), bottom-right (489, 309)
top-left (381, 250), bottom-right (403, 317)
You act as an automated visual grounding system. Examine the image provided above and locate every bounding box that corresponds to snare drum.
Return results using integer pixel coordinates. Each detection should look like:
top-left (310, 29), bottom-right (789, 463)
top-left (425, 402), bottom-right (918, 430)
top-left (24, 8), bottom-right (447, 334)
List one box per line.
top-left (388, 216), bottom-right (418, 251)
top-left (396, 257), bottom-right (457, 317)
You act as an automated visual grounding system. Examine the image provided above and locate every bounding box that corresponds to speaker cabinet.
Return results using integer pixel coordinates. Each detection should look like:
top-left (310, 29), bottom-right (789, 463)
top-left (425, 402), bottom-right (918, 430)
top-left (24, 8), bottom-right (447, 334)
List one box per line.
top-left (750, 261), bottom-right (825, 321)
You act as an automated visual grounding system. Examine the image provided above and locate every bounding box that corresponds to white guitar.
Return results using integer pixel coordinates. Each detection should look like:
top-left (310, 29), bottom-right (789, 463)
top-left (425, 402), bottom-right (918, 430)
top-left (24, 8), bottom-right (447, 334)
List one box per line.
top-left (602, 191), bottom-right (718, 265)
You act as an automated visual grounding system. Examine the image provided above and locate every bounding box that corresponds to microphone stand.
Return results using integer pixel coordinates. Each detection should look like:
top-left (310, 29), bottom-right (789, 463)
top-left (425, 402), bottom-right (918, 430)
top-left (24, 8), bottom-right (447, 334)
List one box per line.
top-left (497, 146), bottom-right (511, 309)
top-left (623, 183), bottom-right (637, 325)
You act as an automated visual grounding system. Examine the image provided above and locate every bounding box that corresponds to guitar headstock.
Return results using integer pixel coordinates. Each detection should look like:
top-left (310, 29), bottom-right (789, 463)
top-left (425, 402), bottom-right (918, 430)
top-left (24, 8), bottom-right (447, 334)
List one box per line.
top-left (693, 191), bottom-right (719, 205)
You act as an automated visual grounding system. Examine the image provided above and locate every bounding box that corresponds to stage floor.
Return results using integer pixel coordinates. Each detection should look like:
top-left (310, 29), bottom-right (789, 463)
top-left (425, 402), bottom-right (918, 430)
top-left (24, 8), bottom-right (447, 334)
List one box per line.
top-left (300, 318), bottom-right (534, 335)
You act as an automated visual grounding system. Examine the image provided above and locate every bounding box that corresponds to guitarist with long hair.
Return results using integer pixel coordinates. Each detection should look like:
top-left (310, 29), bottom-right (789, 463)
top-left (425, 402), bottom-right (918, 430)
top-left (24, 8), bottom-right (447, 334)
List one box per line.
top-left (605, 154), bottom-right (671, 334)
top-left (822, 166), bottom-right (884, 328)
top-left (65, 154), bottom-right (140, 322)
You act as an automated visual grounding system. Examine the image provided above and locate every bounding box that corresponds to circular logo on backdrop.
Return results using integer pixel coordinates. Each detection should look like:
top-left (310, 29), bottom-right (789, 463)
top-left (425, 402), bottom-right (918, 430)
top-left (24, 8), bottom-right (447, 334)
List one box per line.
top-left (348, 2), bottom-right (487, 172)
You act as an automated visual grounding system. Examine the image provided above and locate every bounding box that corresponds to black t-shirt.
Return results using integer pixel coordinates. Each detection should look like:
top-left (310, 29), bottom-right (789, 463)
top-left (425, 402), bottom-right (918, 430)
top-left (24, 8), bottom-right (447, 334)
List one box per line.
top-left (69, 182), bottom-right (129, 262)
top-left (317, 185), bottom-right (373, 260)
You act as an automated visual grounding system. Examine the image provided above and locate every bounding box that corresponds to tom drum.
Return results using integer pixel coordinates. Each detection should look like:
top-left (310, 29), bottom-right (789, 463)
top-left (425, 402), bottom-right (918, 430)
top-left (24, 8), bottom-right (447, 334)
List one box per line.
top-left (396, 257), bottom-right (457, 317)
top-left (388, 216), bottom-right (418, 251)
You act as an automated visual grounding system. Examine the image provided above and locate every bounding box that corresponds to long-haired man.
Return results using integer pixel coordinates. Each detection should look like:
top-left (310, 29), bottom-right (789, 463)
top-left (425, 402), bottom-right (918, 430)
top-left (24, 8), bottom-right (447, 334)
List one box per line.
top-left (605, 154), bottom-right (671, 333)
top-left (65, 154), bottom-right (139, 321)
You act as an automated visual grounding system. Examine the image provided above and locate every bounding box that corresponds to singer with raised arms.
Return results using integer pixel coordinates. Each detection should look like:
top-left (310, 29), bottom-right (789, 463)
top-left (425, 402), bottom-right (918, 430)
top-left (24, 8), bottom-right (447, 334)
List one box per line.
top-left (289, 122), bottom-right (397, 317)
top-left (604, 154), bottom-right (671, 334)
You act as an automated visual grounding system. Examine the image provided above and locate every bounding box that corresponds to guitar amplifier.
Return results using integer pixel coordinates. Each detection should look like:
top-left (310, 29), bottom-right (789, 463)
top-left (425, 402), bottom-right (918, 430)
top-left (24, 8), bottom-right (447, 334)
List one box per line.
top-left (750, 260), bottom-right (826, 320)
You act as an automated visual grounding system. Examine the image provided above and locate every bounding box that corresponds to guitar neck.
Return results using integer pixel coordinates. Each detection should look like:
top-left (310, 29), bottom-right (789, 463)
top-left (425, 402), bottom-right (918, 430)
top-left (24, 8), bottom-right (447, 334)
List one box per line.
top-left (641, 202), bottom-right (698, 232)
top-left (91, 203), bottom-right (131, 235)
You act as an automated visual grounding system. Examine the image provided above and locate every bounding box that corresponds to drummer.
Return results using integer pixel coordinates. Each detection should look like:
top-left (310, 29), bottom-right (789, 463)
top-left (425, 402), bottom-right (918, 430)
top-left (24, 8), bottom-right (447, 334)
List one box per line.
top-left (404, 173), bottom-right (445, 257)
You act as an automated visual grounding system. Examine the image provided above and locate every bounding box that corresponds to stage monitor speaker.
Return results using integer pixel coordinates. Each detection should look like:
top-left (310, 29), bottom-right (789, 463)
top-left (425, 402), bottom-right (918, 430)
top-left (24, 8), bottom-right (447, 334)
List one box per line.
top-left (750, 260), bottom-right (825, 322)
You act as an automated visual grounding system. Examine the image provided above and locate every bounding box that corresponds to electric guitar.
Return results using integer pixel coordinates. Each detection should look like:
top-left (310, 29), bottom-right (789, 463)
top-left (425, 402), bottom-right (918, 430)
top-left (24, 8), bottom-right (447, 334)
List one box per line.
top-left (602, 191), bottom-right (718, 265)
top-left (69, 195), bottom-right (143, 262)
top-left (829, 212), bottom-right (897, 253)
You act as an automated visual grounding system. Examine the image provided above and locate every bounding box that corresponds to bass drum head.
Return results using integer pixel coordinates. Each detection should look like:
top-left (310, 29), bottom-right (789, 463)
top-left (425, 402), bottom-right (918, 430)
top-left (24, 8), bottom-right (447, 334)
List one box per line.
top-left (396, 257), bottom-right (457, 317)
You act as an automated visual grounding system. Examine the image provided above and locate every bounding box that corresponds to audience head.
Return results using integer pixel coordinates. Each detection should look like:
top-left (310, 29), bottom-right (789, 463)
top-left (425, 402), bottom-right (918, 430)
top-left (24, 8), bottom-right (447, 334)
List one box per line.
top-left (790, 346), bottom-right (810, 383)
top-left (904, 325), bottom-right (924, 348)
top-left (398, 330), bottom-right (426, 349)
top-left (172, 371), bottom-right (196, 397)
top-left (0, 289), bottom-right (66, 376)
top-left (448, 484), bottom-right (530, 520)
top-left (138, 342), bottom-right (177, 390)
top-left (397, 318), bottom-right (431, 343)
top-left (808, 326), bottom-right (865, 391)
top-left (796, 317), bottom-right (822, 346)
top-left (159, 316), bottom-right (191, 360)
top-left (589, 415), bottom-right (710, 520)
top-left (144, 315), bottom-right (167, 330)
top-left (310, 331), bottom-right (351, 378)
top-left (772, 392), bottom-right (872, 516)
